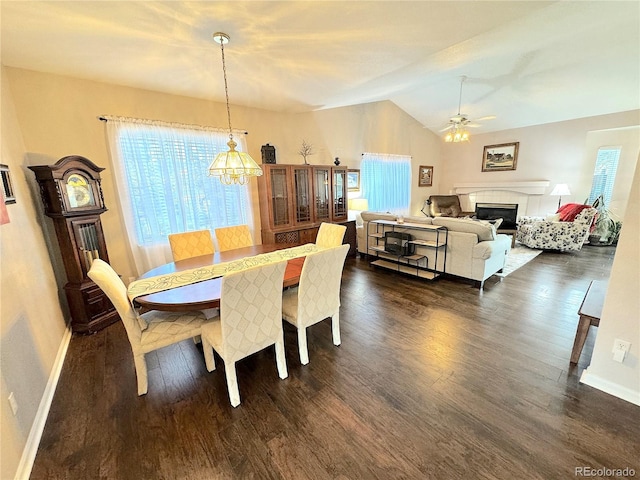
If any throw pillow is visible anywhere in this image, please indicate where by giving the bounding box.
[557,203,591,222]
[545,213,561,222]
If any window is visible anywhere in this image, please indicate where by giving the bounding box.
[104,116,254,273]
[360,153,411,214]
[587,147,621,207]
[111,120,251,246]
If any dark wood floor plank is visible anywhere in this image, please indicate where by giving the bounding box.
[30,245,640,479]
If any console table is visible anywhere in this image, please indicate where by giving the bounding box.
[570,279,608,365]
[366,220,448,280]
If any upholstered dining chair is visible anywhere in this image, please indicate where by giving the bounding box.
[315,222,347,248]
[201,260,288,407]
[168,229,215,262]
[215,225,254,252]
[88,259,212,396]
[282,244,349,365]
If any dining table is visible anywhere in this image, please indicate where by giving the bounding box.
[133,244,305,313]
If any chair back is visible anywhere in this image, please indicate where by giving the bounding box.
[427,195,463,217]
[315,222,347,248]
[219,261,287,363]
[168,230,215,261]
[215,225,254,252]
[297,244,349,327]
[88,259,142,344]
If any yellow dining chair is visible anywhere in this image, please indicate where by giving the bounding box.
[282,244,349,365]
[315,222,347,248]
[168,229,215,262]
[215,225,254,252]
[88,259,213,395]
[201,260,288,407]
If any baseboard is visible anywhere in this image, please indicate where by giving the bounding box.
[15,326,72,480]
[580,369,640,406]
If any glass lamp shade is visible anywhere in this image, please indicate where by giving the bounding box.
[444,127,469,143]
[208,138,263,185]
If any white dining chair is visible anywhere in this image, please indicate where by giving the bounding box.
[281,244,349,365]
[315,222,347,248]
[215,224,254,252]
[201,260,288,407]
[168,229,215,262]
[88,259,213,395]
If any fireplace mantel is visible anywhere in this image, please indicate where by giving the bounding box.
[452,181,549,195]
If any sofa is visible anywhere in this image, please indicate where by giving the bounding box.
[516,206,597,252]
[356,211,512,288]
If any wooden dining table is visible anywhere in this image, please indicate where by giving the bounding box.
[134,244,305,313]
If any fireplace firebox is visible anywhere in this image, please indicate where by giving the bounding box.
[475,203,518,230]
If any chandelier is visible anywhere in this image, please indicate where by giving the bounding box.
[208,32,263,185]
[443,76,472,143]
[444,124,470,143]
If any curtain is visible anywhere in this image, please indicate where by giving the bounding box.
[361,152,411,215]
[104,116,253,275]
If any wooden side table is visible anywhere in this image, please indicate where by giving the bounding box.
[570,279,608,365]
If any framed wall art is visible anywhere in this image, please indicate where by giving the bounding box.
[0,164,16,204]
[418,165,433,187]
[481,142,519,172]
[347,169,360,191]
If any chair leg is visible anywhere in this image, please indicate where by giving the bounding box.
[223,361,241,407]
[275,338,288,379]
[298,327,310,365]
[202,336,216,372]
[133,354,148,396]
[331,312,341,346]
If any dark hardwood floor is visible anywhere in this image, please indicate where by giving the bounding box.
[31,245,639,479]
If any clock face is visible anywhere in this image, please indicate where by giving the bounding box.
[65,173,96,209]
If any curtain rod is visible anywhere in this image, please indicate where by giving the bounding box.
[362,152,412,158]
[97,115,248,135]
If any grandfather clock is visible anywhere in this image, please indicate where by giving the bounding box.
[29,155,119,334]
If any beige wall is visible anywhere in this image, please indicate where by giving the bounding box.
[2,63,639,480]
[1,69,68,479]
[581,154,640,404]
[439,111,640,216]
[5,67,441,281]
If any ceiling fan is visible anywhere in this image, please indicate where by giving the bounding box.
[441,76,495,142]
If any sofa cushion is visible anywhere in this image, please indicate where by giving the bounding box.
[361,211,397,223]
[432,217,496,241]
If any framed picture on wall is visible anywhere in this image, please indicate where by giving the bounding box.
[347,169,360,191]
[482,142,519,172]
[418,165,433,187]
[0,164,16,204]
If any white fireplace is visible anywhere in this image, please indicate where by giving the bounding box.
[451,181,550,217]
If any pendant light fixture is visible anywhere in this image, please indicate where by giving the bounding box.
[208,32,262,185]
[443,76,471,143]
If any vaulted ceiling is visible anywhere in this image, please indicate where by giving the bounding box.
[2,1,638,135]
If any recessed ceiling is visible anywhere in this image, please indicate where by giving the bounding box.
[2,1,638,135]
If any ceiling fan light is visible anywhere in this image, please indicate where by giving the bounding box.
[444,132,453,142]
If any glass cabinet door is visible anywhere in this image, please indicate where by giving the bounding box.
[292,166,312,224]
[269,166,291,227]
[332,167,347,221]
[312,167,331,223]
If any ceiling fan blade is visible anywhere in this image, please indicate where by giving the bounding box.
[439,125,454,132]
[476,115,496,121]
[466,123,481,128]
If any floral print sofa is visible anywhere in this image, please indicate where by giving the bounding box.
[516,207,597,252]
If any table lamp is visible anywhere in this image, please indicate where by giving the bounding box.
[550,183,571,209]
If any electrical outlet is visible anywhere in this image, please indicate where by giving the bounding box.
[613,339,631,353]
[8,392,18,415]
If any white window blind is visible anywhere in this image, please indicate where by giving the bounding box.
[587,147,621,207]
[104,116,253,273]
[361,153,411,214]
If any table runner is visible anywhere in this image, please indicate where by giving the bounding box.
[127,243,320,302]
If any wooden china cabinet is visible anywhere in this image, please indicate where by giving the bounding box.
[29,155,119,334]
[257,164,348,245]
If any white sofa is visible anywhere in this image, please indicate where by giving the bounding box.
[357,212,512,288]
